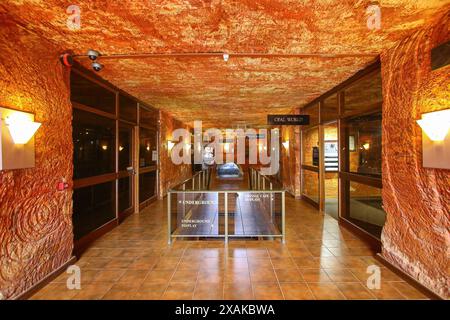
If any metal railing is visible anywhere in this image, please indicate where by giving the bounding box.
[167,167,285,244]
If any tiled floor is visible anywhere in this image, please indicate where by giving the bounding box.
[30,197,427,300]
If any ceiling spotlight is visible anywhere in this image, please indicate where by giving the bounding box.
[87,49,100,60]
[223,53,229,62]
[92,62,103,72]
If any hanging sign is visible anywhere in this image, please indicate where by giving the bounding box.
[267,115,310,125]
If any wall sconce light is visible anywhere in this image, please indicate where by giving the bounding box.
[416,109,450,169]
[362,142,370,150]
[5,112,41,144]
[119,145,124,152]
[101,144,108,151]
[0,107,40,170]
[416,109,450,141]
[282,140,289,150]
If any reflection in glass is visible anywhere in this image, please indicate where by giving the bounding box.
[140,107,158,126]
[139,128,157,168]
[228,192,282,236]
[72,181,115,240]
[71,72,116,114]
[323,122,339,219]
[171,192,220,236]
[119,94,137,123]
[302,169,319,204]
[118,177,132,213]
[344,181,386,238]
[344,71,382,115]
[322,94,339,122]
[301,103,319,127]
[302,127,319,167]
[73,109,115,179]
[139,171,156,203]
[346,113,382,176]
[119,125,132,171]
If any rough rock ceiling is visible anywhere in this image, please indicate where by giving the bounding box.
[1,0,449,127]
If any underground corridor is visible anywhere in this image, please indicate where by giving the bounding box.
[0,1,449,304]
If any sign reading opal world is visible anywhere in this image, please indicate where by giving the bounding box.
[267,114,310,125]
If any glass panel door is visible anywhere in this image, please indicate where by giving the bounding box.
[118,123,135,218]
[301,126,320,206]
[323,122,339,219]
[139,127,157,206]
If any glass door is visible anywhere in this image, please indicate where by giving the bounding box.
[322,122,339,219]
[138,127,157,209]
[118,123,136,220]
[301,125,320,207]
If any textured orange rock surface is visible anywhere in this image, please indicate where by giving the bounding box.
[159,110,192,197]
[380,10,450,299]
[0,17,73,299]
[281,111,301,197]
[1,1,447,127]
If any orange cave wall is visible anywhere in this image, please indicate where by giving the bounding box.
[281,116,301,197]
[380,11,450,299]
[158,110,192,198]
[0,16,73,299]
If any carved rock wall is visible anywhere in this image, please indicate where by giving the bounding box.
[380,10,450,299]
[0,16,73,299]
[158,110,192,198]
[281,110,301,197]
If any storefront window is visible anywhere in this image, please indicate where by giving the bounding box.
[346,113,382,177]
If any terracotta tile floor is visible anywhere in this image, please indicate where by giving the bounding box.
[30,196,428,300]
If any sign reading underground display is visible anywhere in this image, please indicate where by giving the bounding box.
[177,198,218,233]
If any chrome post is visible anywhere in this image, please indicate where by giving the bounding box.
[270,182,273,222]
[167,192,172,245]
[224,192,228,244]
[182,183,186,216]
[282,191,286,244]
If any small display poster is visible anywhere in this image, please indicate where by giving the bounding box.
[312,146,319,166]
[152,150,158,161]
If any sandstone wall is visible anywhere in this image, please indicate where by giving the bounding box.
[158,111,192,198]
[0,16,73,299]
[380,10,450,298]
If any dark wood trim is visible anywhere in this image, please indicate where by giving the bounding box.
[72,101,116,120]
[301,164,320,172]
[301,195,320,209]
[340,171,382,188]
[340,104,383,120]
[375,253,444,300]
[73,172,117,189]
[118,118,137,126]
[302,59,381,110]
[13,256,77,300]
[72,67,117,94]
[139,195,157,211]
[73,219,118,257]
[139,166,157,174]
[118,207,134,223]
[339,217,381,251]
[118,171,132,179]
[72,62,158,113]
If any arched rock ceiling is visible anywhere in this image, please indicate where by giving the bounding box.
[1,0,449,127]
